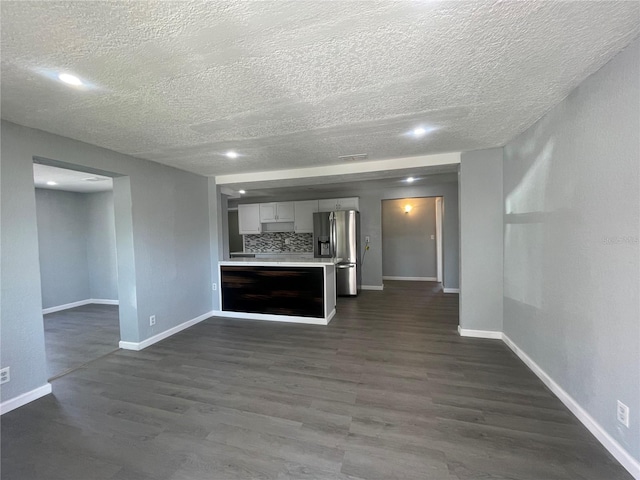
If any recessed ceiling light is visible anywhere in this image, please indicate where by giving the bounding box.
[406,177,415,183]
[46,181,58,186]
[238,190,246,194]
[226,151,239,159]
[413,127,427,137]
[58,73,83,86]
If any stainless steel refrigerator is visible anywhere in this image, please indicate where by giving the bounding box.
[313,210,360,296]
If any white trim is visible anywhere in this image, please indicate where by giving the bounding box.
[457,326,502,339]
[0,383,52,415]
[502,334,640,480]
[42,298,119,314]
[383,276,437,281]
[90,298,119,305]
[435,197,444,283]
[119,310,214,351]
[42,299,92,314]
[443,288,460,294]
[211,309,333,326]
[215,152,461,184]
[361,285,384,291]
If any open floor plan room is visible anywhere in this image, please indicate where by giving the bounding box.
[1,2,639,479]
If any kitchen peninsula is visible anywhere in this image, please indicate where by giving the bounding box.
[218,257,337,325]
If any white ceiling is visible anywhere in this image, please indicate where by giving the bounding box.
[2,2,639,177]
[33,164,113,193]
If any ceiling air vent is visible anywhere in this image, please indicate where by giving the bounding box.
[339,153,368,162]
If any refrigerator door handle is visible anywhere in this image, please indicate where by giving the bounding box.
[331,214,336,258]
[336,264,355,269]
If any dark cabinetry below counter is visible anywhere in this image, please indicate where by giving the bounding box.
[221,265,324,318]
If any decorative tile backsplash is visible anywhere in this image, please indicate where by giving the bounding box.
[244,232,313,253]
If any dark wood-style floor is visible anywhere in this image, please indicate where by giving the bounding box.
[1,282,631,479]
[44,304,120,379]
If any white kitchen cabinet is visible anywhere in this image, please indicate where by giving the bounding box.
[294,200,318,233]
[318,197,359,212]
[260,202,295,223]
[238,204,262,234]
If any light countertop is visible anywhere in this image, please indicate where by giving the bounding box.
[220,257,339,267]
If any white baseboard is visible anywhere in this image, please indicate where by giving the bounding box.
[119,310,214,351]
[361,285,384,291]
[443,288,460,294]
[211,309,330,325]
[501,334,640,480]
[90,298,119,305]
[42,299,92,314]
[43,298,119,314]
[0,383,52,415]
[383,276,437,281]
[457,325,502,339]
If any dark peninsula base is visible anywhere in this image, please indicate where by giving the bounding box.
[221,265,324,318]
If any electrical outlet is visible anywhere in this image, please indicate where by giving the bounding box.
[0,367,10,385]
[284,238,291,245]
[212,283,217,291]
[365,236,370,243]
[617,400,630,428]
[430,234,435,240]
[149,315,156,326]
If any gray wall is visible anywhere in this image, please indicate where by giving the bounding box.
[503,38,639,463]
[229,177,459,289]
[86,191,118,300]
[382,197,437,278]
[459,148,504,332]
[35,189,91,308]
[35,189,118,308]
[1,120,212,404]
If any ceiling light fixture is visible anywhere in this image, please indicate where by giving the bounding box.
[46,181,58,186]
[238,190,246,194]
[406,177,415,183]
[58,73,83,86]
[413,127,427,137]
[404,205,412,214]
[226,151,239,159]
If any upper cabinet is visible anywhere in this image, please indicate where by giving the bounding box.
[238,204,262,234]
[237,197,359,235]
[294,200,319,233]
[318,197,360,212]
[259,202,295,223]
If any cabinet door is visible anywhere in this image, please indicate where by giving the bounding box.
[318,198,338,212]
[276,202,295,222]
[337,197,359,211]
[294,200,318,233]
[259,203,277,222]
[238,204,262,234]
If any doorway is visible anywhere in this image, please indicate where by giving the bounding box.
[381,196,444,287]
[33,163,121,379]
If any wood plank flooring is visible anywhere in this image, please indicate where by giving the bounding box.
[1,281,632,479]
[43,304,120,379]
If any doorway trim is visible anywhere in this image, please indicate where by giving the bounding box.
[435,197,443,283]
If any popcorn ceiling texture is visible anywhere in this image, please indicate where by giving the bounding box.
[244,233,313,254]
[1,2,639,176]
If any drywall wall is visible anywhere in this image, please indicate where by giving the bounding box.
[35,189,118,308]
[86,191,118,300]
[1,120,212,406]
[382,197,437,279]
[503,37,639,466]
[35,189,91,308]
[459,148,504,332]
[228,178,459,290]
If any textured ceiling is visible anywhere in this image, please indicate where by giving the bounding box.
[2,1,639,177]
[33,164,113,192]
